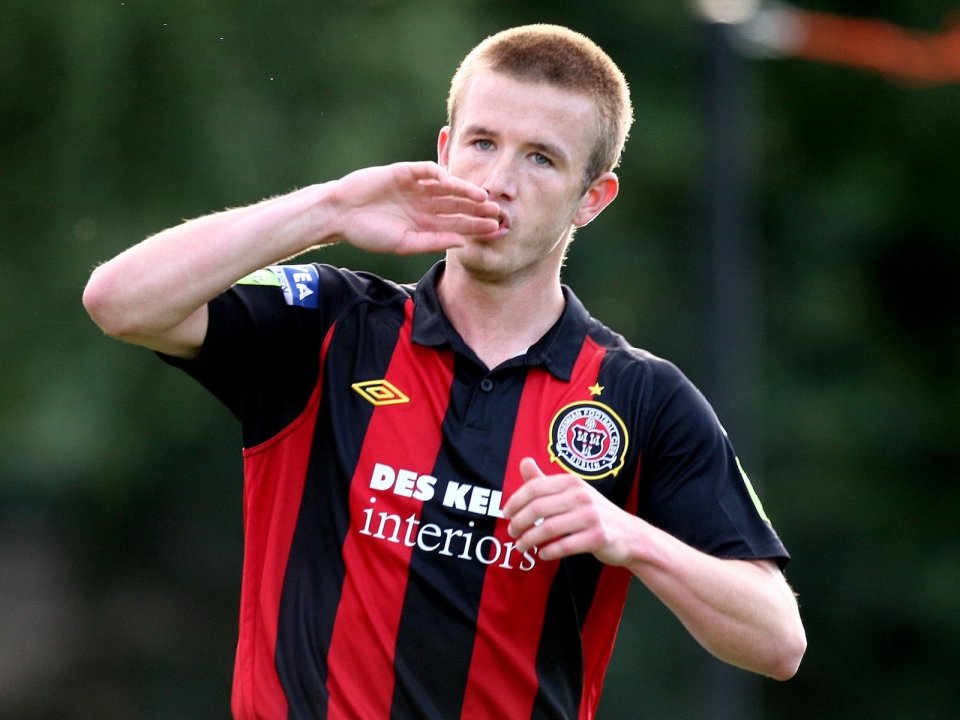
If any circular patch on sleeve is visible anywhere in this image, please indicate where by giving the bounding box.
[548,401,628,480]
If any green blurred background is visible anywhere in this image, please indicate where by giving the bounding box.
[2,1,958,717]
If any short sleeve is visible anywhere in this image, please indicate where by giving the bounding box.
[158,263,370,446]
[639,363,790,567]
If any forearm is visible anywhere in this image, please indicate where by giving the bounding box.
[83,183,335,344]
[83,162,499,354]
[627,521,806,679]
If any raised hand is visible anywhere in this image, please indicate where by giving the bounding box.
[83,160,501,358]
[326,161,501,255]
[504,457,639,565]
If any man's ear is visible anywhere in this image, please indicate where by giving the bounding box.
[573,172,619,228]
[437,126,452,169]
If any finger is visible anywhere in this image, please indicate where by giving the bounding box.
[430,195,501,219]
[393,229,468,255]
[532,530,585,562]
[506,459,577,543]
[512,507,598,559]
[508,493,573,544]
[391,211,498,254]
[503,458,547,519]
[519,456,545,483]
[445,214,500,236]
[415,168,489,203]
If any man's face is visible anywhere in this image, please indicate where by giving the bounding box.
[438,69,601,284]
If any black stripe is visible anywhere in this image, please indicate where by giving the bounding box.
[390,356,526,719]
[276,299,406,719]
[529,555,603,719]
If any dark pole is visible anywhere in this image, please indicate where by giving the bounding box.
[699,19,763,720]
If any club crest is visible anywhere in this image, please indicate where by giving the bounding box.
[548,401,628,480]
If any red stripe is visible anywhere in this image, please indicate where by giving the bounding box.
[231,336,333,719]
[325,299,454,718]
[578,465,640,720]
[460,338,607,719]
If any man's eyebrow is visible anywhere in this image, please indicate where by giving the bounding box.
[529,141,569,164]
[461,124,497,138]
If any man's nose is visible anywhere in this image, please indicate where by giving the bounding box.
[481,157,517,200]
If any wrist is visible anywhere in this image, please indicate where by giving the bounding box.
[292,181,344,249]
[621,517,674,576]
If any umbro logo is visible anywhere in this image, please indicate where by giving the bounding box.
[351,379,410,406]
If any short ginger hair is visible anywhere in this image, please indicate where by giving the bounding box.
[447,24,633,184]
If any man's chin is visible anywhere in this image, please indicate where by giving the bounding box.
[448,248,512,284]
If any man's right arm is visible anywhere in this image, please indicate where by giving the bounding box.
[82,161,500,358]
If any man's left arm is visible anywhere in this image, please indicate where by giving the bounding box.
[504,457,807,680]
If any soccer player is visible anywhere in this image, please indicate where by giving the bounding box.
[83,24,806,719]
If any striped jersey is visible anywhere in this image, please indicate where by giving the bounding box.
[163,261,789,720]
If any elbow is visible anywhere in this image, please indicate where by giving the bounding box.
[767,623,807,681]
[82,265,133,340]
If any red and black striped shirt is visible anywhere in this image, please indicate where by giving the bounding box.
[164,261,789,719]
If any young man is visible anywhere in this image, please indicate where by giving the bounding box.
[83,24,805,720]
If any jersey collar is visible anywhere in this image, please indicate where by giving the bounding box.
[411,261,590,381]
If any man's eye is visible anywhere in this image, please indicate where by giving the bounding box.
[532,153,552,166]
[474,139,493,150]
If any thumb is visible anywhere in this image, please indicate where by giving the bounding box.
[519,456,546,483]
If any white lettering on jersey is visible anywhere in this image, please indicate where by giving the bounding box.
[360,462,535,572]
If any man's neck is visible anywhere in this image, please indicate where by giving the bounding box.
[436,264,565,370]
